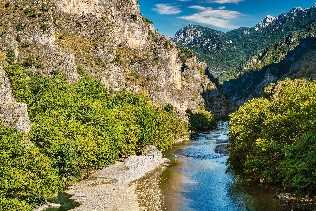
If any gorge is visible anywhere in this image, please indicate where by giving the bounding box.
[0,0,315,210]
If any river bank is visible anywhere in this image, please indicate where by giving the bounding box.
[36,145,169,211]
[67,145,169,211]
[37,122,315,211]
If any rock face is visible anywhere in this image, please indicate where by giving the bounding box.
[0,66,31,132]
[0,0,215,130]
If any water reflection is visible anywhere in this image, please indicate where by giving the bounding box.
[161,122,283,211]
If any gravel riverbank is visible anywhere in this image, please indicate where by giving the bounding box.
[66,145,169,211]
[36,145,169,211]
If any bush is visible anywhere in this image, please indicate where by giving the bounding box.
[188,110,216,132]
[229,79,316,194]
[280,132,316,193]
[0,125,61,210]
[2,65,189,208]
[228,98,270,174]
[0,198,32,211]
[5,65,188,180]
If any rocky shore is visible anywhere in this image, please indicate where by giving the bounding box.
[37,145,169,211]
[277,193,316,210]
[67,145,168,211]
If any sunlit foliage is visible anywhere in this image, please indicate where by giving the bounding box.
[1,65,189,209]
[229,79,316,194]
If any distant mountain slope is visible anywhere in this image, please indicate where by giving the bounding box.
[205,36,316,116]
[174,6,316,81]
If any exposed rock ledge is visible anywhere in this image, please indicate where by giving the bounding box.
[37,145,169,211]
[0,67,31,132]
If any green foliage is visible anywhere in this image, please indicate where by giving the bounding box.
[244,28,316,74]
[178,46,195,64]
[5,64,188,180]
[0,198,32,211]
[188,110,216,132]
[2,65,189,208]
[229,79,316,194]
[0,125,61,210]
[142,16,153,25]
[280,132,316,193]
[6,50,15,64]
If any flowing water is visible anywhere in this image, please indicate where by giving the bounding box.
[160,121,284,211]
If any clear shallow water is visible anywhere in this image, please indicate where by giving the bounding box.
[161,121,283,211]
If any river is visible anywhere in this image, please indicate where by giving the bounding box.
[160,121,284,211]
[51,121,294,211]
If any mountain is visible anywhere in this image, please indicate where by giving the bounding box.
[0,0,219,209]
[205,34,316,115]
[0,0,216,131]
[174,6,316,82]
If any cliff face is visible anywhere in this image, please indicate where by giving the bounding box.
[0,0,215,131]
[0,66,31,131]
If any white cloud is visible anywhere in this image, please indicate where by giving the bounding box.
[208,0,244,4]
[189,5,206,10]
[179,6,241,29]
[153,4,181,15]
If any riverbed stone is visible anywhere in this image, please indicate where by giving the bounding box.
[64,146,169,210]
[215,143,229,155]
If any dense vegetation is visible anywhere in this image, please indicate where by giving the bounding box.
[0,126,61,210]
[243,27,316,75]
[174,7,316,81]
[229,79,316,194]
[188,110,216,132]
[1,65,189,209]
[219,36,316,112]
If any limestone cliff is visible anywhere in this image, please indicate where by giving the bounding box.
[0,66,31,131]
[0,0,215,131]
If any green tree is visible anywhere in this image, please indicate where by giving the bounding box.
[229,79,316,194]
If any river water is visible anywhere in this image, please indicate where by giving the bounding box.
[160,121,284,211]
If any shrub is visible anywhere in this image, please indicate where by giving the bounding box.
[142,16,153,25]
[0,125,61,210]
[178,47,195,64]
[5,65,188,181]
[280,132,316,193]
[229,79,316,194]
[188,110,216,132]
[0,198,32,211]
[229,98,270,174]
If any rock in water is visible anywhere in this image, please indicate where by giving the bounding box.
[215,144,229,155]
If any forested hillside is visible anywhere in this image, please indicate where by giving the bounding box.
[174,6,316,81]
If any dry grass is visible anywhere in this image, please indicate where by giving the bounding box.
[0,50,6,62]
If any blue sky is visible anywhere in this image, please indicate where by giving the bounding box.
[139,0,316,36]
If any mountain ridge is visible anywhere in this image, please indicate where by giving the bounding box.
[174,5,316,81]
